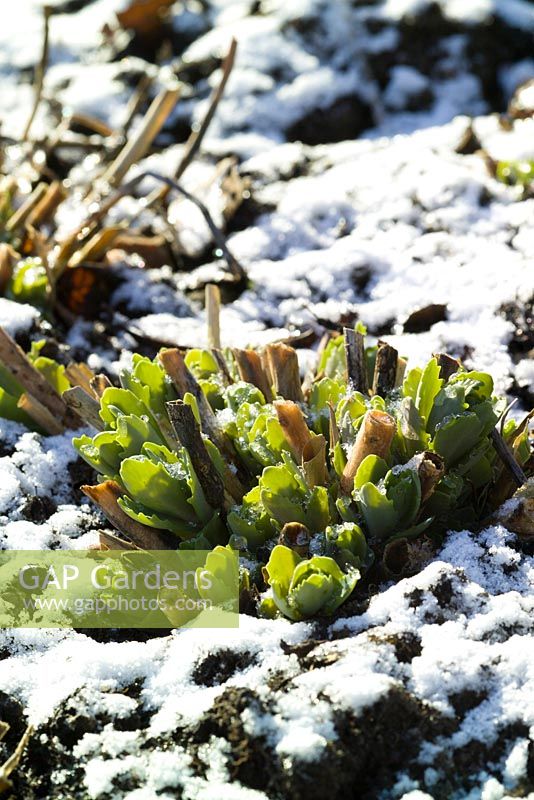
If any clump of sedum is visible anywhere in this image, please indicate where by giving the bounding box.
[16,325,534,621]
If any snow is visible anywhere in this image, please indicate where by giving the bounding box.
[0,298,38,337]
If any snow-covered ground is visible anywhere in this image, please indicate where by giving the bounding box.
[0,1,534,798]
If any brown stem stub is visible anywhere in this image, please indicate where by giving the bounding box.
[341,409,396,494]
[0,244,19,294]
[416,451,445,503]
[166,400,225,510]
[63,386,105,430]
[274,400,312,462]
[302,434,328,487]
[233,348,272,400]
[434,353,460,381]
[160,347,246,498]
[98,530,138,551]
[82,481,176,549]
[90,374,113,399]
[344,328,369,394]
[17,392,65,435]
[205,283,221,350]
[264,343,303,402]
[372,341,398,397]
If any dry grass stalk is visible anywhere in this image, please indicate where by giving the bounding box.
[5,183,47,232]
[121,74,153,136]
[69,112,116,138]
[328,402,339,449]
[416,452,445,503]
[341,409,396,494]
[147,38,237,207]
[68,226,125,267]
[107,232,170,268]
[98,86,181,191]
[26,181,67,227]
[22,4,51,142]
[160,347,246,499]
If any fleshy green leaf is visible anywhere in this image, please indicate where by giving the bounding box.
[416,358,443,426]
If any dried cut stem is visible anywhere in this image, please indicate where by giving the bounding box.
[211,348,233,385]
[90,374,113,398]
[416,451,445,503]
[341,409,396,494]
[159,347,203,399]
[160,348,228,442]
[0,326,80,429]
[22,5,51,142]
[395,357,407,388]
[17,392,64,435]
[264,343,303,402]
[26,181,67,227]
[232,348,272,400]
[205,283,221,349]
[274,400,312,461]
[328,402,339,449]
[302,434,328,487]
[344,328,369,394]
[82,481,177,549]
[372,342,398,397]
[5,183,47,232]
[98,86,181,190]
[122,74,153,136]
[167,400,225,509]
[63,386,105,430]
[98,530,137,551]
[434,352,461,381]
[64,362,96,396]
[0,244,19,293]
[160,348,245,499]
